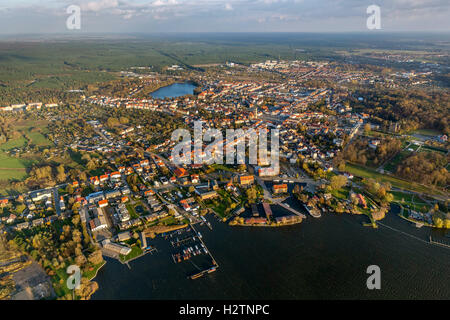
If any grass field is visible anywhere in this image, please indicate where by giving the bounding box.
[345,162,439,195]
[383,150,411,173]
[0,120,51,194]
[0,135,27,151]
[411,129,441,136]
[83,261,106,281]
[125,204,139,219]
[419,145,447,155]
[331,187,350,200]
[0,152,33,181]
[119,245,143,262]
[391,190,431,213]
[27,131,52,146]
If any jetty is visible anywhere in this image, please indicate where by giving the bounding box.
[278,202,306,219]
[429,236,450,249]
[188,266,218,280]
[200,216,212,230]
[186,221,219,279]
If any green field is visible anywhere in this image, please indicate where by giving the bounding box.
[331,187,350,200]
[125,204,139,219]
[345,162,439,196]
[411,129,441,136]
[158,216,178,226]
[391,191,431,213]
[27,131,52,147]
[0,135,27,151]
[0,152,32,181]
[119,245,143,262]
[83,261,106,281]
[0,121,52,195]
[419,145,448,155]
[383,150,411,173]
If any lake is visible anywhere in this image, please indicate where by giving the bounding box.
[150,82,197,99]
[92,206,450,300]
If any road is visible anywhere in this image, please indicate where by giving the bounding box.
[52,188,61,216]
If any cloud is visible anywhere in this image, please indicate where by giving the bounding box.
[80,0,119,12]
[0,0,448,32]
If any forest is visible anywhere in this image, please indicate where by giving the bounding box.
[348,87,449,135]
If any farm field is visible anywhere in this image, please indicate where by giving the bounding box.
[0,120,51,194]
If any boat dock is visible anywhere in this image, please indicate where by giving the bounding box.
[188,266,218,280]
[429,236,450,249]
[278,202,307,219]
[200,216,212,230]
[191,222,218,266]
[171,235,199,247]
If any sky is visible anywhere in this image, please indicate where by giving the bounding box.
[0,0,449,34]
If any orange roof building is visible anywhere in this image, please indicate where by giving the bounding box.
[174,167,188,178]
[272,184,288,194]
[98,199,108,208]
[239,175,254,186]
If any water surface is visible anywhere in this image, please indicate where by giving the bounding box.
[93,210,450,300]
[150,82,197,99]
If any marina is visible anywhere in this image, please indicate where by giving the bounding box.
[93,211,450,300]
[167,224,218,279]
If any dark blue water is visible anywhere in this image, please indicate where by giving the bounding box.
[92,206,450,300]
[150,82,197,99]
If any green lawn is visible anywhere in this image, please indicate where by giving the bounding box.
[391,191,431,213]
[411,129,441,136]
[0,121,50,187]
[83,261,106,281]
[345,162,437,195]
[331,187,350,200]
[212,189,238,218]
[119,245,143,262]
[27,131,52,147]
[0,153,34,184]
[51,267,73,298]
[125,204,139,219]
[210,164,237,172]
[383,150,411,172]
[0,135,27,151]
[158,215,178,226]
[419,145,447,155]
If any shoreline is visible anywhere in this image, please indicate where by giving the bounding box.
[88,260,107,282]
[149,81,198,97]
[229,220,303,227]
[92,211,450,299]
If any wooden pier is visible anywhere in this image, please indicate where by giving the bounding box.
[190,222,219,272]
[278,202,307,219]
[188,266,218,280]
[429,236,450,249]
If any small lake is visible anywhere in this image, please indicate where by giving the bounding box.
[150,82,197,99]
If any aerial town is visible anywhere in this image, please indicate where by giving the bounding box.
[0,53,448,300]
